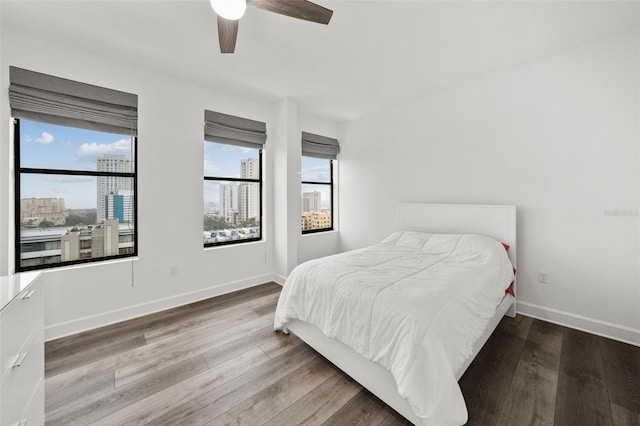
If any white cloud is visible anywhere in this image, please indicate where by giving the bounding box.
[31,132,55,144]
[221,145,253,153]
[45,175,94,183]
[76,139,132,162]
[302,165,331,181]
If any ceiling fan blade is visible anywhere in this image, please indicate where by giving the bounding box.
[247,0,333,25]
[217,16,239,53]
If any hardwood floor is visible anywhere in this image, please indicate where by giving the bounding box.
[45,283,640,426]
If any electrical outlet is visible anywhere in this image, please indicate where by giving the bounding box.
[538,271,549,284]
[170,266,178,276]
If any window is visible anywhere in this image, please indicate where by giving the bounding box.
[9,67,138,272]
[300,132,339,234]
[203,110,266,247]
[14,119,137,271]
[203,142,262,246]
[301,156,334,233]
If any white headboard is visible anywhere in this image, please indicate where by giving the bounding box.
[396,203,517,268]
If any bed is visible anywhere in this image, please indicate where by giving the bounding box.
[274,203,517,426]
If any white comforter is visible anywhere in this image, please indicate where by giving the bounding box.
[274,232,515,426]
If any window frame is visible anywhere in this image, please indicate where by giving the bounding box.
[301,157,334,234]
[203,142,263,248]
[13,118,138,272]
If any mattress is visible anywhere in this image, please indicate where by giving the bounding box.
[274,231,515,425]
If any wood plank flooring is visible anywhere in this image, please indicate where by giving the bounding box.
[45,282,640,425]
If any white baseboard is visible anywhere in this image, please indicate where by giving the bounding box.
[517,301,640,347]
[45,273,281,342]
[272,273,287,286]
[46,275,638,347]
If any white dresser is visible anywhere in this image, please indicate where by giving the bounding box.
[0,272,44,426]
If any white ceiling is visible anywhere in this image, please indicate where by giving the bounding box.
[2,0,639,123]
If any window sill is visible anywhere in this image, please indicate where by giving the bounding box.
[27,256,139,274]
[204,239,266,251]
[301,229,339,238]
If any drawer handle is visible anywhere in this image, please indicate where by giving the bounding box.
[18,419,28,426]
[12,352,28,368]
[21,290,36,300]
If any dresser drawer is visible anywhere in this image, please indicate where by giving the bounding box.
[0,278,43,377]
[0,322,44,426]
[15,377,45,426]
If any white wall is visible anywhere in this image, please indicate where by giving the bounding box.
[272,98,300,281]
[0,27,338,339]
[338,30,640,345]
[0,3,6,277]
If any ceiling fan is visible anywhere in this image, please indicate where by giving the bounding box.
[210,0,333,53]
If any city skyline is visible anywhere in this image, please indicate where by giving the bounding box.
[301,156,331,211]
[203,142,260,212]
[302,190,322,213]
[217,158,260,225]
[21,120,331,214]
[20,119,134,209]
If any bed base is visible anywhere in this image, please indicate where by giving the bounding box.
[284,294,515,426]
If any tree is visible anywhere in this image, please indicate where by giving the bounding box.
[65,210,97,226]
[239,217,257,227]
[204,215,228,231]
[38,220,55,227]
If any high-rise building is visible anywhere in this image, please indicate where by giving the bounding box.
[238,183,256,223]
[220,183,237,225]
[238,158,259,223]
[105,190,134,223]
[97,154,132,223]
[241,158,259,179]
[302,191,321,213]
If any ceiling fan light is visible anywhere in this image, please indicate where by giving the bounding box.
[210,0,246,20]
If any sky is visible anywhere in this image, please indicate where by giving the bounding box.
[204,141,258,178]
[19,119,133,209]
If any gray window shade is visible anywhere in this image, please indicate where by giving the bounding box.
[204,110,267,149]
[9,66,137,136]
[301,131,339,159]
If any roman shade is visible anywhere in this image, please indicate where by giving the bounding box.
[204,110,267,149]
[9,66,138,136]
[301,131,339,159]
